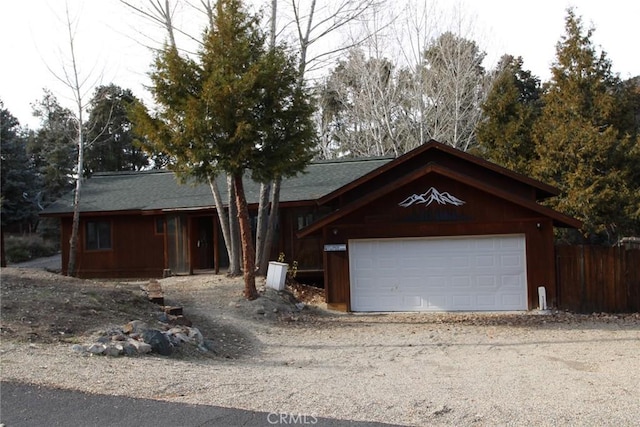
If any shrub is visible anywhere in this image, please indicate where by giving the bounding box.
[4,234,58,264]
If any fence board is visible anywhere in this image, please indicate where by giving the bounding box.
[627,249,640,312]
[555,245,640,313]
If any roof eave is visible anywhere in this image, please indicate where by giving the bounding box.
[317,140,560,206]
[298,163,581,238]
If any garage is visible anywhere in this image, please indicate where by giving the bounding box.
[349,235,527,312]
[298,141,582,311]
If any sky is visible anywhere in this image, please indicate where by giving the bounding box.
[1,0,639,130]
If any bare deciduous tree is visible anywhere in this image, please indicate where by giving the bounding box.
[400,2,490,151]
[316,1,494,157]
[47,4,106,276]
[422,31,489,151]
[319,49,410,157]
[255,0,391,274]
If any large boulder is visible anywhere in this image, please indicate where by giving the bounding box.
[142,329,173,356]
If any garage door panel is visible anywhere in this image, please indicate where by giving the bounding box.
[451,276,471,288]
[402,295,422,309]
[452,295,472,307]
[353,258,375,270]
[501,254,522,268]
[475,239,497,250]
[426,294,447,308]
[501,293,523,306]
[423,256,445,268]
[426,276,447,288]
[476,295,498,308]
[377,277,399,289]
[349,235,527,312]
[377,258,397,269]
[450,256,470,268]
[476,255,496,268]
[500,238,521,249]
[357,296,400,311]
[402,269,423,281]
[501,274,524,289]
[477,275,497,288]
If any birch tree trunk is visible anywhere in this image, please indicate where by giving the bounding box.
[67,118,83,277]
[207,174,235,272]
[255,0,277,274]
[64,5,87,277]
[254,181,270,273]
[257,176,281,276]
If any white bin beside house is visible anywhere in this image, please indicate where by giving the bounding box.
[266,261,289,291]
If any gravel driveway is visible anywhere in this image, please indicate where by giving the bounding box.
[1,273,639,426]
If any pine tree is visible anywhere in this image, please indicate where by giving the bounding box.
[1,102,40,231]
[475,55,542,175]
[532,8,638,242]
[133,0,315,299]
[27,90,77,206]
[84,84,152,174]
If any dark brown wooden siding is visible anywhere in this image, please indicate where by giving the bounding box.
[340,175,536,226]
[556,246,640,313]
[60,215,165,278]
[333,149,541,208]
[324,250,349,311]
[281,208,325,271]
[320,174,561,310]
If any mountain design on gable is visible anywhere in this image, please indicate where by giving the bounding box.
[399,187,465,208]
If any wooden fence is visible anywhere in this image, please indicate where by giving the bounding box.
[555,245,640,313]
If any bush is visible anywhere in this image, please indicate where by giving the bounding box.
[4,234,58,264]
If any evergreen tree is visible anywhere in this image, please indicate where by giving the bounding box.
[532,8,639,242]
[84,84,153,174]
[616,77,640,229]
[133,0,315,299]
[475,55,542,175]
[1,101,40,231]
[27,90,77,206]
[614,76,640,139]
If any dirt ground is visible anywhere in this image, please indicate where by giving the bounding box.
[0,267,325,358]
[4,266,635,358]
[2,267,640,426]
[0,268,162,344]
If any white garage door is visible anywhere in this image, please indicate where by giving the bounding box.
[349,235,527,312]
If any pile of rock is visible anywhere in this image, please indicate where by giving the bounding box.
[71,319,211,357]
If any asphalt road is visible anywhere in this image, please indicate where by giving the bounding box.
[0,382,400,427]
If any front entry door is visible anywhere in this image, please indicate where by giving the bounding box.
[196,217,214,270]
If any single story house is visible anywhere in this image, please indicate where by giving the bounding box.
[42,140,581,312]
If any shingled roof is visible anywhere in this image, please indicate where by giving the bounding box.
[41,157,392,215]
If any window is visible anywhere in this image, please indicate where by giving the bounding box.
[86,220,112,250]
[155,217,165,234]
[297,213,315,230]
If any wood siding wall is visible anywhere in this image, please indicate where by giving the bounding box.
[556,245,640,313]
[60,215,165,278]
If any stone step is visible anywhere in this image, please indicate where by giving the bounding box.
[163,306,183,316]
[141,279,164,305]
